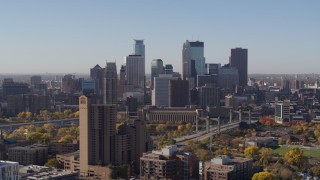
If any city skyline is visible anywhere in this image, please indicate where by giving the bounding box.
[1,1,319,74]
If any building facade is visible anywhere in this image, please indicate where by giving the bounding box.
[229,48,248,87]
[0,161,20,180]
[182,41,206,80]
[104,62,118,104]
[152,74,178,107]
[205,156,253,180]
[151,59,164,88]
[169,79,189,107]
[8,144,48,166]
[140,145,198,180]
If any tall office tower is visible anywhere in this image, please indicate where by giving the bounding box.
[30,76,41,85]
[104,62,118,104]
[164,64,173,74]
[125,55,145,88]
[229,48,248,86]
[152,74,178,106]
[182,40,206,80]
[169,79,189,107]
[281,79,291,95]
[198,84,220,109]
[218,66,239,89]
[151,59,164,88]
[90,64,105,100]
[134,39,145,57]
[79,96,116,174]
[206,63,221,75]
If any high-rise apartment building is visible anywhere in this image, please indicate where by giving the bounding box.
[79,96,116,174]
[229,48,248,87]
[104,62,118,104]
[182,40,206,80]
[151,59,164,88]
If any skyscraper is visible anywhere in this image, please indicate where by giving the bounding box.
[169,79,189,107]
[152,74,178,107]
[125,40,145,89]
[104,62,118,104]
[182,40,206,80]
[134,39,145,57]
[79,96,116,174]
[151,59,164,88]
[229,48,248,86]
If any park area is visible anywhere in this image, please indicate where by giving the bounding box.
[273,146,320,158]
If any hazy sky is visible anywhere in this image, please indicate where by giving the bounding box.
[0,0,319,74]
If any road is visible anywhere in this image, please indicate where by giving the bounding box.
[175,122,239,145]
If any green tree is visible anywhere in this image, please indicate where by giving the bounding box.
[244,146,259,159]
[252,172,277,180]
[156,124,167,133]
[259,147,273,166]
[58,134,74,143]
[284,147,304,168]
[44,158,61,168]
[26,132,43,143]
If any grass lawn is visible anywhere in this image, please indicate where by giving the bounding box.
[273,146,320,158]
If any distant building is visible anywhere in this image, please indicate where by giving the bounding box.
[125,40,145,89]
[218,66,239,89]
[7,94,52,116]
[182,40,206,80]
[139,105,200,123]
[275,100,290,123]
[169,79,189,107]
[90,64,105,100]
[205,156,253,180]
[81,80,95,96]
[229,48,248,87]
[140,145,198,180]
[206,63,221,75]
[30,75,42,85]
[8,144,48,166]
[165,64,173,74]
[49,141,79,156]
[104,62,118,104]
[197,74,217,88]
[152,74,178,107]
[61,74,79,93]
[2,78,29,100]
[0,160,20,179]
[151,59,164,88]
[198,84,219,109]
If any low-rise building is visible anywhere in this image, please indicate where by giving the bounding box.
[0,160,20,180]
[140,145,198,180]
[19,165,79,180]
[205,156,253,180]
[8,144,48,166]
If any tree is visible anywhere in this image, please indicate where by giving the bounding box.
[252,172,276,180]
[44,158,61,168]
[177,125,184,132]
[26,132,43,143]
[284,147,304,168]
[58,134,74,143]
[156,124,166,133]
[244,146,259,159]
[259,147,273,166]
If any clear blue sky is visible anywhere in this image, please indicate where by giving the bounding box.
[0,0,319,74]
